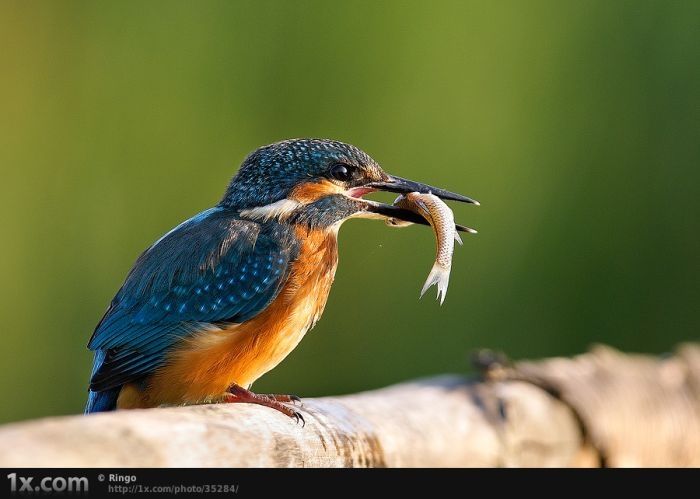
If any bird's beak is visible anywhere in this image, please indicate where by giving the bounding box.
[361,174,479,234]
[366,175,480,205]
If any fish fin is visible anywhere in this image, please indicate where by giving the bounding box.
[420,264,450,305]
[414,199,431,216]
[454,231,463,246]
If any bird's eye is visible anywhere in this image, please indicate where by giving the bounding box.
[329,163,354,182]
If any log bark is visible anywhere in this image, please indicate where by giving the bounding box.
[0,344,697,467]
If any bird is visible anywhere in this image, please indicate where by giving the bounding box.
[85,138,477,423]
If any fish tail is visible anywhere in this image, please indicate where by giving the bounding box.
[420,263,451,305]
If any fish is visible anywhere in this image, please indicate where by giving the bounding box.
[386,192,467,304]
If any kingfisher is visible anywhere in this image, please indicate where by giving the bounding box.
[86,139,477,423]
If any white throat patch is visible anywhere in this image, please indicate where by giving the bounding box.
[240,199,302,222]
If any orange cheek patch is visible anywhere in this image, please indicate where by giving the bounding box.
[289,180,344,203]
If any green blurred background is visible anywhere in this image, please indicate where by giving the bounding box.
[1,1,698,424]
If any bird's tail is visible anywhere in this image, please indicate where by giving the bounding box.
[420,263,451,305]
[85,388,119,413]
[84,349,119,413]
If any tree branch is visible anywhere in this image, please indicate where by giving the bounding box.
[0,344,697,467]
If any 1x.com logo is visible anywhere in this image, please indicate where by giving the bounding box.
[7,473,89,494]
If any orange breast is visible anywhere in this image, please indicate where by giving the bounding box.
[117,226,339,409]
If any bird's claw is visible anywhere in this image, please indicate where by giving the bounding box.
[223,385,306,426]
[292,410,305,427]
[266,393,302,406]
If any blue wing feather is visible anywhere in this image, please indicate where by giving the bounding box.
[87,207,299,393]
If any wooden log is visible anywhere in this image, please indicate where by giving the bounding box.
[512,343,700,467]
[0,344,697,467]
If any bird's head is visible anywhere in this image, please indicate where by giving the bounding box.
[220,138,477,230]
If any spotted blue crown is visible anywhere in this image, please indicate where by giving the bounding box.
[220,139,377,209]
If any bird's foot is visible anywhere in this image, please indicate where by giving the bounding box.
[259,393,302,405]
[222,384,305,426]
